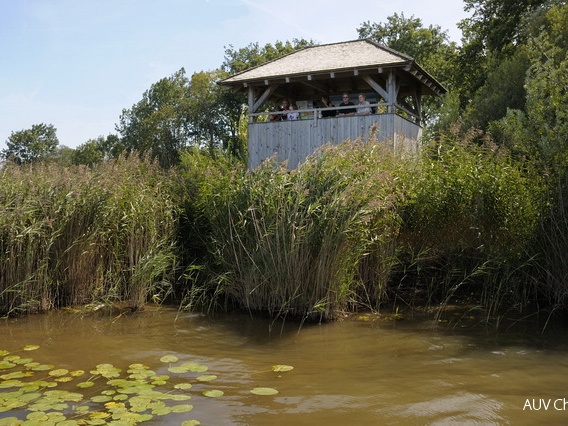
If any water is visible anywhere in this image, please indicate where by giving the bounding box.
[1,306,568,425]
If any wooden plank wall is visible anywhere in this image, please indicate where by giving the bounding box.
[248,114,422,169]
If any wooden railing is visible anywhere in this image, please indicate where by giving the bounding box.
[247,111,422,169]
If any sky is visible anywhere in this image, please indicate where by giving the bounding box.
[0,0,469,151]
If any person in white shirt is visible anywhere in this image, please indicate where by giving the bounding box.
[287,104,299,121]
[357,94,372,115]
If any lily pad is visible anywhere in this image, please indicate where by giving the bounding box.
[174,383,192,390]
[272,365,294,372]
[0,361,16,370]
[23,345,40,351]
[250,387,279,395]
[171,404,193,413]
[160,355,179,364]
[196,374,217,382]
[77,381,95,389]
[202,389,224,398]
[49,369,70,377]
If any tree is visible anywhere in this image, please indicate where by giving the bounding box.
[1,123,59,165]
[453,0,548,112]
[72,137,106,166]
[116,69,192,167]
[357,13,459,126]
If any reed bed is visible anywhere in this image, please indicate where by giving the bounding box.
[0,156,178,316]
[178,136,547,321]
[180,141,407,320]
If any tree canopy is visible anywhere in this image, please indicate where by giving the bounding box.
[1,123,59,165]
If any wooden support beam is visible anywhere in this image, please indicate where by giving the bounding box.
[387,71,397,114]
[362,75,389,101]
[248,87,255,123]
[252,85,278,113]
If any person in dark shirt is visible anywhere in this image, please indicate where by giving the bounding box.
[320,95,336,117]
[278,99,290,120]
[337,93,356,116]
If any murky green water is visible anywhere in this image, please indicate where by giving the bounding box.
[2,306,568,425]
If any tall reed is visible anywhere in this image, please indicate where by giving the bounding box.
[0,156,178,316]
[179,141,405,320]
[395,134,546,313]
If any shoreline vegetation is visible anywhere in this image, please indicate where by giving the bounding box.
[1,134,566,326]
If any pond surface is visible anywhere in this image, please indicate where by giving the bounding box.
[1,306,568,425]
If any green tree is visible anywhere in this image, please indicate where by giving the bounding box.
[1,123,59,165]
[357,13,459,126]
[524,2,568,170]
[116,69,192,168]
[72,138,106,166]
[453,0,547,113]
[462,49,530,130]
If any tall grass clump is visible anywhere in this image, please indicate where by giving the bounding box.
[0,156,178,316]
[396,132,547,314]
[532,174,568,312]
[179,141,406,321]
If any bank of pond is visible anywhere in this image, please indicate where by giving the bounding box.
[1,140,566,325]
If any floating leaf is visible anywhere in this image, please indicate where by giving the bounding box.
[55,377,74,383]
[196,375,217,382]
[171,404,193,413]
[70,370,85,377]
[0,350,9,356]
[1,371,33,380]
[90,411,111,418]
[0,380,22,389]
[0,361,16,370]
[167,366,187,374]
[49,369,70,377]
[182,421,201,426]
[202,389,223,398]
[26,411,48,421]
[168,394,192,401]
[160,355,179,364]
[77,381,95,389]
[174,383,192,390]
[128,363,149,370]
[90,363,121,379]
[31,364,54,371]
[4,355,20,362]
[23,345,40,351]
[91,395,113,403]
[13,357,34,365]
[272,365,294,372]
[250,387,279,395]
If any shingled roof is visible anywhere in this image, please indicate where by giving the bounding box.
[219,39,446,98]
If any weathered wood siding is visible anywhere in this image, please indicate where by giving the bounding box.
[248,114,422,169]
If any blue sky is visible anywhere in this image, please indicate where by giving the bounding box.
[1,0,468,151]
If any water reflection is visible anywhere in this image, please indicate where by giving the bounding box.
[1,306,568,425]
